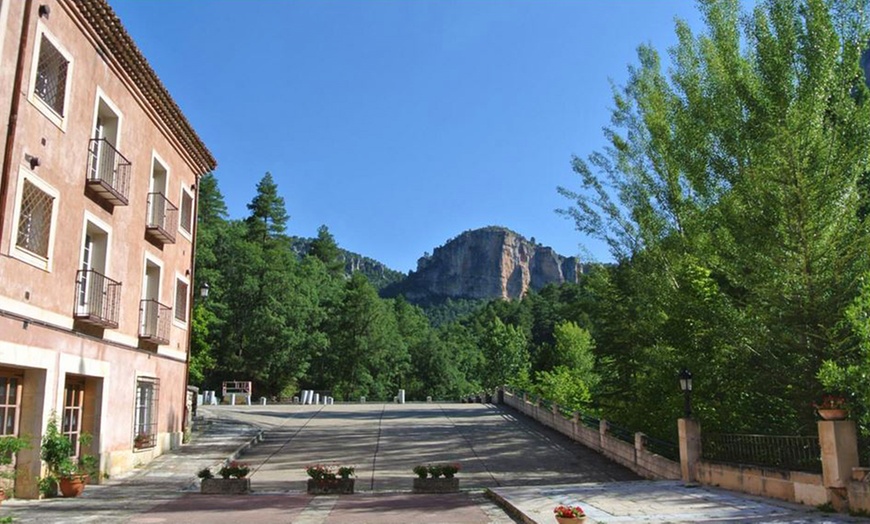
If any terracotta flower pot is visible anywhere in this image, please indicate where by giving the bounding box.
[555,516,586,524]
[59,474,88,497]
[817,408,848,421]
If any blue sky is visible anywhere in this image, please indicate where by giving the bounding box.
[111,1,706,273]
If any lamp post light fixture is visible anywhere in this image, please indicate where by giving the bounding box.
[200,282,210,300]
[679,368,693,419]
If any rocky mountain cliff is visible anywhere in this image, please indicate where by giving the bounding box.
[383,227,582,303]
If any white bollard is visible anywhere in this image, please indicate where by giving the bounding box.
[230,394,236,406]
[260,397,267,405]
[314,393,320,404]
[427,396,432,402]
[360,396,366,403]
[293,396,299,404]
[398,389,406,404]
[246,395,252,406]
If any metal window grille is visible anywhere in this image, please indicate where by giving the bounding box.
[174,280,188,322]
[134,378,159,448]
[16,180,53,258]
[180,191,193,234]
[34,35,68,116]
[0,377,21,436]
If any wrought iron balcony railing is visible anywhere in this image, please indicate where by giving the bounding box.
[85,138,131,206]
[74,269,121,329]
[145,192,178,245]
[138,299,171,345]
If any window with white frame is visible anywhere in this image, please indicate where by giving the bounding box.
[0,374,22,437]
[174,277,188,323]
[12,171,58,269]
[16,179,54,257]
[179,188,193,236]
[32,29,72,121]
[134,377,158,449]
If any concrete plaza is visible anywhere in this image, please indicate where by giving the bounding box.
[4,402,866,523]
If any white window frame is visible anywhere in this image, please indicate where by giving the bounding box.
[27,23,74,130]
[172,273,189,328]
[141,253,164,303]
[133,375,159,450]
[9,167,59,271]
[177,186,194,241]
[78,212,113,276]
[91,88,124,145]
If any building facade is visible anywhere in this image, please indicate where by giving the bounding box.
[0,0,216,498]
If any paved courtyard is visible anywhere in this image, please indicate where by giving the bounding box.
[4,402,867,523]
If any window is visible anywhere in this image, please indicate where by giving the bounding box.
[62,380,84,457]
[134,377,159,449]
[174,278,188,323]
[179,188,193,236]
[10,170,58,270]
[0,375,21,436]
[16,179,53,258]
[29,26,73,127]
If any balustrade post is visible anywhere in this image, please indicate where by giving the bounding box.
[678,418,701,483]
[635,432,645,465]
[819,420,859,511]
[599,419,609,450]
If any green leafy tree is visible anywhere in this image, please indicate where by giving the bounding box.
[479,315,530,391]
[559,0,870,436]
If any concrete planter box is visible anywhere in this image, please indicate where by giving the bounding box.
[307,478,354,495]
[413,477,460,493]
[201,478,251,494]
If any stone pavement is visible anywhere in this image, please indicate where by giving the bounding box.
[490,481,869,523]
[3,402,869,523]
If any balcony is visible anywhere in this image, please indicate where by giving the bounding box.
[138,299,171,345]
[145,192,177,245]
[85,138,131,206]
[74,269,121,329]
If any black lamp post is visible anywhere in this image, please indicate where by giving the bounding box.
[679,368,693,419]
[200,282,210,300]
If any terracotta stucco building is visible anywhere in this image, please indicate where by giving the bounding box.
[0,0,215,498]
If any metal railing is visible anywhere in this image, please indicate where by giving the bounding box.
[643,434,680,462]
[702,433,822,473]
[138,299,171,344]
[74,269,121,328]
[146,192,178,244]
[86,138,131,205]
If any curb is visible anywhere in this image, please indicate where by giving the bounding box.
[485,488,537,524]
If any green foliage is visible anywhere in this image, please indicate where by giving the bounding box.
[557,0,870,438]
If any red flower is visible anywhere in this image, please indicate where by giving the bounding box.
[553,504,585,518]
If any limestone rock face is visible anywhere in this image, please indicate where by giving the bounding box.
[398,227,581,301]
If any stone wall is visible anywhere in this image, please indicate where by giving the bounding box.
[501,389,680,481]
[695,462,826,506]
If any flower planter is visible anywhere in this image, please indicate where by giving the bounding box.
[555,517,586,524]
[307,478,354,495]
[413,477,460,493]
[818,408,848,421]
[201,477,251,494]
[59,474,88,498]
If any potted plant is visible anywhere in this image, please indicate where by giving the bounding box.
[553,504,586,523]
[40,413,97,498]
[814,395,848,420]
[412,463,460,493]
[133,432,151,450]
[306,464,354,494]
[199,461,251,494]
[0,435,30,504]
